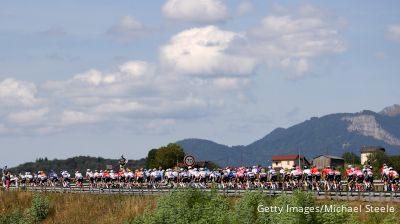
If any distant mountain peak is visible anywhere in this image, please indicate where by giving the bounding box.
[342,114,400,146]
[177,106,400,167]
[380,104,400,117]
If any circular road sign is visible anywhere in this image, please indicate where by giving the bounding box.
[184,155,196,166]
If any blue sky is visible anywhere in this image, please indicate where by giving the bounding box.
[1,0,400,166]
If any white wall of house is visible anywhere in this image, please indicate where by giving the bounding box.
[361,152,370,165]
[272,160,295,169]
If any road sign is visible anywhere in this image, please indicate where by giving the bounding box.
[184,155,195,166]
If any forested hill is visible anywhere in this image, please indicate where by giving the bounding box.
[177,105,400,167]
[8,156,146,174]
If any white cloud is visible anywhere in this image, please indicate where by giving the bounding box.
[7,108,49,125]
[108,16,146,41]
[162,0,228,23]
[160,25,256,76]
[237,1,254,16]
[73,69,116,86]
[61,110,101,126]
[119,61,154,78]
[212,77,250,90]
[0,78,41,106]
[0,5,346,136]
[241,5,346,76]
[94,100,145,114]
[386,24,400,42]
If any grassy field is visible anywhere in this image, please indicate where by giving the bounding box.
[0,191,156,224]
[1,191,400,224]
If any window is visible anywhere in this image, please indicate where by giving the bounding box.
[287,161,290,165]
[275,162,278,166]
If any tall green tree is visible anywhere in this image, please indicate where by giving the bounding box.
[146,149,158,169]
[342,152,360,165]
[367,151,390,178]
[146,143,185,169]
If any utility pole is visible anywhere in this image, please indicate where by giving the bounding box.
[298,149,301,168]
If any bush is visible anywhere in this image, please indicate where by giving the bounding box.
[130,189,231,224]
[231,190,272,224]
[269,191,317,224]
[29,193,50,223]
[0,210,24,224]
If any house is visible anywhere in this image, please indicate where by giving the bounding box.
[271,154,310,169]
[313,155,344,169]
[360,146,385,165]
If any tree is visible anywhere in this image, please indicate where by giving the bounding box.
[146,149,158,169]
[342,152,360,165]
[146,143,185,169]
[367,151,390,179]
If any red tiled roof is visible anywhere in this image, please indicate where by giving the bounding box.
[272,154,304,161]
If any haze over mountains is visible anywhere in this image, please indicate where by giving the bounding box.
[177,105,400,167]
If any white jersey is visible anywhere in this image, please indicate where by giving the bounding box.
[75,172,83,179]
[303,169,311,176]
[62,171,70,178]
[86,171,94,178]
[268,169,277,176]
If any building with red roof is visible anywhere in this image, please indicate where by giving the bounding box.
[271,154,310,169]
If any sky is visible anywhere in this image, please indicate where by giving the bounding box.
[1,0,400,167]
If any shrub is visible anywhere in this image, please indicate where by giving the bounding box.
[29,193,50,223]
[0,210,24,224]
[269,191,317,224]
[231,190,272,224]
[130,189,231,224]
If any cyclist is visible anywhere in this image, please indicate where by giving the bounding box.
[362,165,374,191]
[290,165,302,189]
[322,166,334,191]
[75,170,83,187]
[267,166,278,190]
[354,167,364,191]
[49,170,58,187]
[61,170,71,187]
[332,167,341,191]
[389,167,399,192]
[310,166,321,191]
[303,166,312,190]
[86,169,95,188]
[381,164,390,191]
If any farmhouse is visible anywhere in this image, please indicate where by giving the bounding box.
[360,146,385,165]
[271,154,310,169]
[313,155,344,169]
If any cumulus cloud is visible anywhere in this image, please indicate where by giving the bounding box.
[160,25,256,76]
[230,5,346,77]
[0,4,345,135]
[386,24,400,42]
[108,16,146,41]
[7,108,49,125]
[61,110,101,126]
[162,0,228,23]
[0,78,42,106]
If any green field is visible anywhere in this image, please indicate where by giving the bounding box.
[0,190,399,224]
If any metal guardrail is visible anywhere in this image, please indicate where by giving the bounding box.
[7,186,400,202]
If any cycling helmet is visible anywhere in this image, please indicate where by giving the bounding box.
[303,166,308,169]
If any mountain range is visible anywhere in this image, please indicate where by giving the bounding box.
[176,104,400,167]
